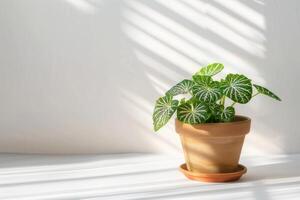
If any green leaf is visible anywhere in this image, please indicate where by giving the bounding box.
[208,102,222,114]
[253,84,281,101]
[220,74,253,104]
[166,80,194,96]
[180,98,186,104]
[186,96,198,104]
[192,75,212,85]
[153,95,179,131]
[206,103,222,123]
[177,101,210,124]
[191,75,222,103]
[217,106,235,122]
[196,63,224,76]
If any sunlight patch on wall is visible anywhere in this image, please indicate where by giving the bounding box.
[122,23,199,74]
[155,0,265,58]
[124,0,266,81]
[126,1,264,80]
[213,0,266,30]
[124,10,211,64]
[181,0,265,43]
[64,0,98,14]
[145,73,170,95]
[134,51,183,83]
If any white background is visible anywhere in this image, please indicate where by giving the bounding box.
[0,0,298,155]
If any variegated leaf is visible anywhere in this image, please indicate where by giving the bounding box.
[206,103,222,123]
[221,74,253,104]
[196,63,224,76]
[208,102,222,114]
[153,95,179,131]
[217,106,235,122]
[253,84,281,101]
[177,101,210,124]
[166,79,194,96]
[191,75,222,103]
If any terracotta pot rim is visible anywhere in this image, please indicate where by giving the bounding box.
[175,115,251,137]
[176,115,250,127]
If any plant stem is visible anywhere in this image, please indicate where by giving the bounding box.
[230,92,260,107]
[252,92,259,98]
[220,96,226,106]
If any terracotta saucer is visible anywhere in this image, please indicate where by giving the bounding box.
[179,163,247,182]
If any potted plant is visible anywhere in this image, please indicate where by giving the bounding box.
[153,63,281,182]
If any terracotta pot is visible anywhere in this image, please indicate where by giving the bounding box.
[175,115,251,174]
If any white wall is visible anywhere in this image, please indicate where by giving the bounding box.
[0,0,299,155]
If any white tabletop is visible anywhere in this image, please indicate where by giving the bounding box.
[0,153,299,200]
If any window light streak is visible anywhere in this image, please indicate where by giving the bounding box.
[121,89,153,115]
[213,0,266,30]
[155,0,265,57]
[253,0,265,6]
[134,50,183,81]
[181,0,265,43]
[0,159,177,185]
[145,73,171,95]
[126,1,263,76]
[64,0,97,14]
[2,154,300,199]
[122,23,199,74]
[124,10,211,64]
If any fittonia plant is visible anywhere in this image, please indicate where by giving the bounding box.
[153,63,281,131]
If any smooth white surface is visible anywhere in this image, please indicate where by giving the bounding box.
[0,0,299,154]
[0,153,300,200]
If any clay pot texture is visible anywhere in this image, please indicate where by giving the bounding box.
[175,115,251,174]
